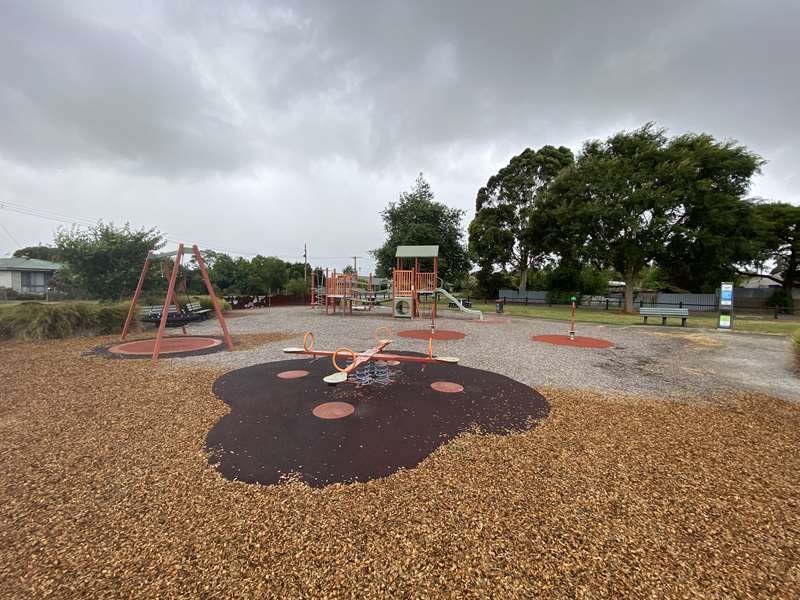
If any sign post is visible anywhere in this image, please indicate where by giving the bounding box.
[569,295,577,340]
[718,282,734,330]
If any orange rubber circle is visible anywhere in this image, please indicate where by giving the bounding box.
[332,347,357,372]
[303,331,315,352]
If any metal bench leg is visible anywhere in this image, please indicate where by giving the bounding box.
[661,316,667,326]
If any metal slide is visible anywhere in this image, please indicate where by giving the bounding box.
[437,287,484,320]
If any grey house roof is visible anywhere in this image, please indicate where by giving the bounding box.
[0,257,63,271]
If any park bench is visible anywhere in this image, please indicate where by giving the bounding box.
[448,299,472,309]
[639,307,689,327]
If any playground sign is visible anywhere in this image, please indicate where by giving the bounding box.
[718,282,734,329]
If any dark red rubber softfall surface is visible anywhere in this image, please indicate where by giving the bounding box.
[532,334,614,349]
[107,336,223,356]
[397,329,466,340]
[207,355,548,488]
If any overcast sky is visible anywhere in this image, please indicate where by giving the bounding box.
[1,0,798,271]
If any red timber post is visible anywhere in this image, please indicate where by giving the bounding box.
[152,244,183,364]
[121,251,152,340]
[193,244,234,352]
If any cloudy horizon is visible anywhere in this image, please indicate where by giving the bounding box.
[1,0,798,272]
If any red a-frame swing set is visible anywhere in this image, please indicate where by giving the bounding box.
[120,243,234,364]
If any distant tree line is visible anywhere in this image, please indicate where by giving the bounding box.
[16,123,797,312]
[21,224,312,300]
[369,124,796,313]
[467,123,798,312]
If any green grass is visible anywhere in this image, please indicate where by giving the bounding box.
[469,303,800,336]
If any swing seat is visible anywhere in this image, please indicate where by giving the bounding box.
[139,305,204,326]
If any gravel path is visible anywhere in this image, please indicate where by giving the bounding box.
[181,306,800,402]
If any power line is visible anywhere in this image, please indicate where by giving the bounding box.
[0,200,374,264]
[0,221,21,247]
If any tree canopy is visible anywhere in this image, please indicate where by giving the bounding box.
[542,124,762,311]
[12,245,61,262]
[742,201,800,295]
[372,174,470,284]
[468,145,574,292]
[54,223,164,300]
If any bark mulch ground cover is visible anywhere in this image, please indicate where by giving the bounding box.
[1,336,799,598]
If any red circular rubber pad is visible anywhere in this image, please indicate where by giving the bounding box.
[532,334,614,348]
[312,402,355,419]
[397,329,466,340]
[277,370,309,379]
[431,381,464,393]
[108,336,223,356]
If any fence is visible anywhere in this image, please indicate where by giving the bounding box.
[494,288,794,314]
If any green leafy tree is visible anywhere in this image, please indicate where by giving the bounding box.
[544,124,762,312]
[372,173,470,283]
[12,245,61,262]
[54,223,163,300]
[658,135,765,292]
[247,255,288,293]
[740,201,800,297]
[284,277,308,296]
[469,145,574,293]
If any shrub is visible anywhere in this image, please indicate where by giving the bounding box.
[0,301,132,340]
[193,295,231,313]
[284,278,308,297]
[766,288,793,308]
[545,290,577,305]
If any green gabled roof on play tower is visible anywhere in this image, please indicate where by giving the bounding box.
[395,245,439,258]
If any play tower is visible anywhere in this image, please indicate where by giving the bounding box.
[392,245,439,319]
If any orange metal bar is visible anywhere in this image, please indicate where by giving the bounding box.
[121,253,152,340]
[193,244,234,351]
[152,244,183,364]
[432,256,438,326]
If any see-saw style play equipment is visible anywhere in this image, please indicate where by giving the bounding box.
[119,243,234,363]
[283,325,459,384]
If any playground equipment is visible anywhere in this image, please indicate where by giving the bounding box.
[393,245,483,321]
[120,243,234,364]
[392,245,438,319]
[283,326,458,384]
[310,269,389,314]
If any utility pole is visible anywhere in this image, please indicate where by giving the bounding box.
[353,255,358,273]
[304,243,308,283]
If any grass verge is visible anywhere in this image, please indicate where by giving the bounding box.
[469,303,800,335]
[0,296,231,340]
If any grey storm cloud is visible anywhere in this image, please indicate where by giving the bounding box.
[0,0,798,263]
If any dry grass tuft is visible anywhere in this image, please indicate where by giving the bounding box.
[0,337,798,598]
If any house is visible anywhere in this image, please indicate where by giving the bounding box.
[0,257,62,296]
[739,276,781,289]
